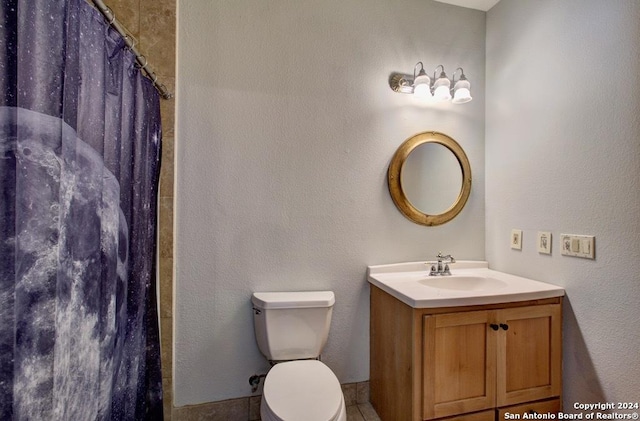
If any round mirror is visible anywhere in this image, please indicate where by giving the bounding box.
[402,143,462,215]
[388,131,472,226]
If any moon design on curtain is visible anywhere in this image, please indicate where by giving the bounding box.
[0,0,164,419]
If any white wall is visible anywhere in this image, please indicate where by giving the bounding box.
[175,0,486,405]
[486,0,640,407]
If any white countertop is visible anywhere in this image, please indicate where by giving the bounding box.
[367,261,565,308]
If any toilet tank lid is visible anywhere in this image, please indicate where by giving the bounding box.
[252,291,335,309]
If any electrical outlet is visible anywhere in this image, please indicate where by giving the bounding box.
[560,234,595,259]
[511,229,522,250]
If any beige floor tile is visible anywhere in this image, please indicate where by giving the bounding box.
[356,381,370,404]
[357,402,381,421]
[346,405,365,421]
[341,382,357,407]
[248,395,261,421]
[172,398,248,421]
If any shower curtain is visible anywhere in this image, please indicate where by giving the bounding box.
[0,0,163,419]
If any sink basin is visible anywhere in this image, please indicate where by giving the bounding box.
[418,275,508,291]
[367,261,564,308]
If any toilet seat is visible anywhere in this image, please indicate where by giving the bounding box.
[261,360,346,421]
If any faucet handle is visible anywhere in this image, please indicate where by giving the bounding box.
[436,252,455,263]
[442,264,451,275]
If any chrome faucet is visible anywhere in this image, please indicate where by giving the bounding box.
[429,252,455,276]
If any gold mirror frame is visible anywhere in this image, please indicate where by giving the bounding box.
[388,131,472,226]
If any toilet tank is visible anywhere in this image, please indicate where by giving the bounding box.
[251,291,335,361]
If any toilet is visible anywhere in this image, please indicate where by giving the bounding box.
[251,291,347,421]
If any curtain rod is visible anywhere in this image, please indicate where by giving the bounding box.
[91,0,173,100]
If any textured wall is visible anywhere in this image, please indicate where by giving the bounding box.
[486,0,640,407]
[175,0,486,406]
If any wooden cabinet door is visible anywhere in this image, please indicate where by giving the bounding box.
[422,311,496,420]
[496,304,562,407]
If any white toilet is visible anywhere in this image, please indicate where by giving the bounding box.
[251,291,347,421]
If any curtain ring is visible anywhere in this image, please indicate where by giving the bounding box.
[135,55,148,69]
[123,34,136,50]
[105,6,116,25]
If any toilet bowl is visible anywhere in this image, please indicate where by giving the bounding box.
[260,360,346,421]
[251,291,346,421]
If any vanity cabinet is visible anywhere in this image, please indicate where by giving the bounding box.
[370,286,562,421]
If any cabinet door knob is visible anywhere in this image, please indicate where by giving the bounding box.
[490,324,499,331]
[500,323,509,331]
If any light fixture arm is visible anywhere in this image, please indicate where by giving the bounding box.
[414,61,426,81]
[433,64,447,81]
[452,67,467,84]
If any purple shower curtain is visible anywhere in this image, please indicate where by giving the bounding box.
[0,0,163,419]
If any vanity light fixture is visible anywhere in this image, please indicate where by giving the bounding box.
[390,63,472,104]
[412,62,432,99]
[451,67,472,104]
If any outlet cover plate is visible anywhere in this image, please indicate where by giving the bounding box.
[537,231,552,254]
[511,229,522,250]
[561,234,595,259]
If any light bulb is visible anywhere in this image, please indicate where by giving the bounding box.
[413,74,432,98]
[433,77,451,101]
[452,79,472,104]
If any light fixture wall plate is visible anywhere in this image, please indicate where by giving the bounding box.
[389,74,414,94]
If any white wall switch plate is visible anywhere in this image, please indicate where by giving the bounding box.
[537,231,552,254]
[511,229,522,250]
[560,234,595,259]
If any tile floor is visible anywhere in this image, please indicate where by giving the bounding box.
[346,402,381,421]
[171,381,381,420]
